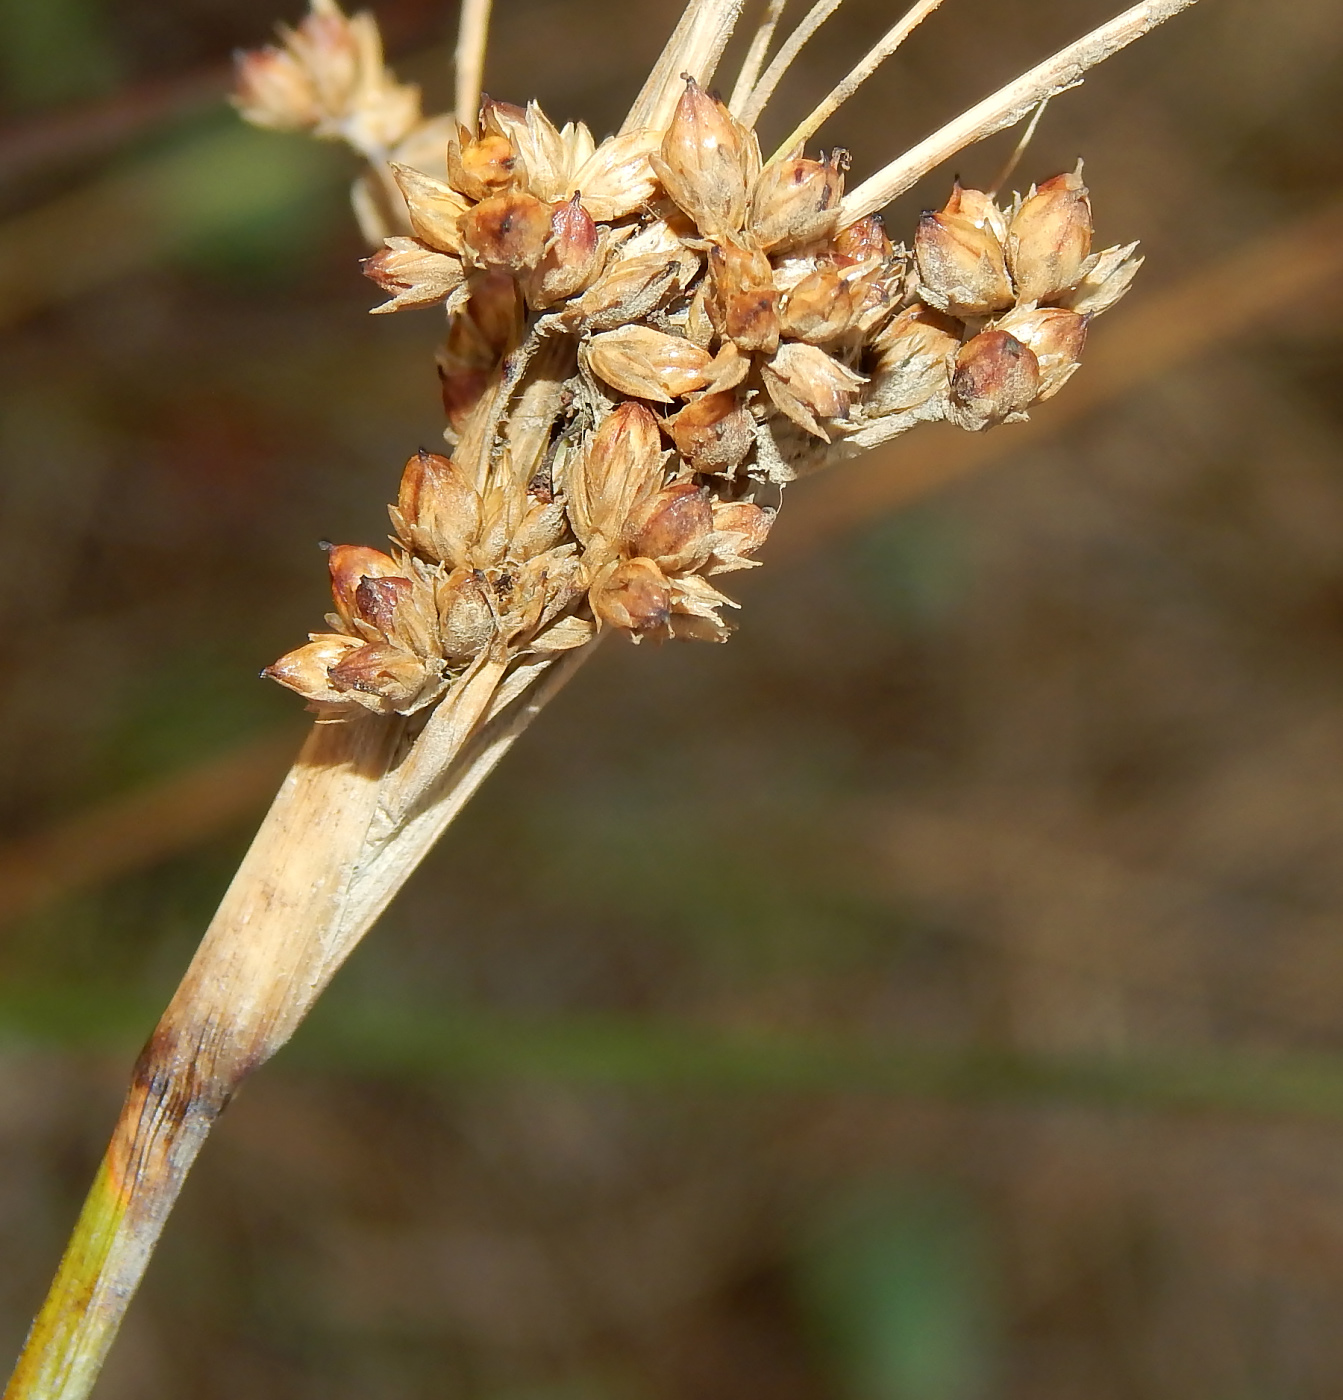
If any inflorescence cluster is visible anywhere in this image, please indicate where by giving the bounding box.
[235,0,1141,717]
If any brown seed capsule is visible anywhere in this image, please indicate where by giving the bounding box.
[947,329,1039,431]
[994,306,1088,400]
[761,342,866,440]
[1007,169,1093,304]
[436,567,496,658]
[328,642,435,712]
[233,46,321,130]
[915,209,1013,316]
[263,632,363,706]
[667,390,754,474]
[566,401,666,548]
[525,194,601,308]
[589,557,672,637]
[625,479,714,573]
[364,237,465,313]
[461,191,553,273]
[831,214,892,266]
[650,77,750,237]
[866,303,961,414]
[394,449,481,566]
[446,124,519,201]
[942,183,1008,242]
[483,98,572,202]
[326,544,404,629]
[778,264,859,344]
[390,164,470,254]
[567,247,699,333]
[510,497,569,559]
[748,151,846,252]
[708,239,780,355]
[584,326,712,402]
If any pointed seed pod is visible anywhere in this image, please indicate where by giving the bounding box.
[831,214,892,265]
[915,207,1013,316]
[364,237,465,313]
[390,164,470,254]
[706,501,773,571]
[942,182,1008,242]
[625,479,714,573]
[326,544,404,628]
[583,326,712,402]
[436,567,497,659]
[590,557,672,637]
[761,342,866,440]
[263,632,363,705]
[567,128,660,221]
[947,329,1039,431]
[446,124,519,201]
[778,264,860,344]
[328,642,434,712]
[461,191,553,272]
[650,76,750,237]
[994,306,1088,400]
[394,449,481,566]
[568,401,665,547]
[667,390,754,474]
[526,194,601,308]
[866,303,961,415]
[748,150,846,252]
[1007,168,1092,303]
[708,238,780,354]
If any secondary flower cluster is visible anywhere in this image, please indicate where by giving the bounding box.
[239,0,1141,717]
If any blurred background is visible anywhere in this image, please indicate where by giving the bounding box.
[3,0,1343,1395]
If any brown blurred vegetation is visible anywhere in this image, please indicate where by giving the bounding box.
[4,0,1343,1396]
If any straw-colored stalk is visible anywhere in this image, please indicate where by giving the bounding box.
[5,0,1201,1395]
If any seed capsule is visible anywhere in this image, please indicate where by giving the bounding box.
[436,567,496,658]
[667,390,754,474]
[831,214,892,266]
[706,501,773,572]
[390,164,470,254]
[625,480,714,573]
[526,194,601,308]
[567,128,660,222]
[761,342,866,440]
[583,325,712,403]
[393,450,481,567]
[650,77,750,237]
[1007,169,1092,304]
[328,642,435,712]
[994,306,1088,399]
[263,632,363,706]
[326,544,404,629]
[566,401,665,548]
[866,303,961,415]
[778,264,859,344]
[446,124,519,201]
[748,151,846,253]
[708,239,780,355]
[947,329,1039,432]
[590,557,672,637]
[915,208,1013,316]
[461,192,553,272]
[364,237,465,313]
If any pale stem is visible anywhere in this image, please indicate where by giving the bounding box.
[2,645,593,1400]
[728,0,788,115]
[840,0,1201,225]
[768,0,946,162]
[454,0,495,124]
[735,0,843,131]
[621,0,746,135]
[987,96,1050,197]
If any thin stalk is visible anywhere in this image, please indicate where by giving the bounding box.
[735,0,843,131]
[840,0,1200,225]
[454,0,494,123]
[620,0,746,135]
[767,0,945,162]
[728,0,787,115]
[3,645,593,1400]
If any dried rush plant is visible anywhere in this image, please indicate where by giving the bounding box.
[5,0,1201,1394]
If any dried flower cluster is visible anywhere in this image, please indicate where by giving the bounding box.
[237,0,1141,718]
